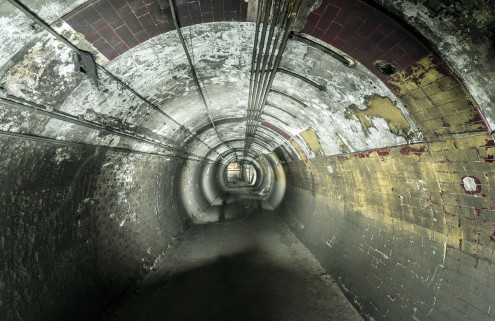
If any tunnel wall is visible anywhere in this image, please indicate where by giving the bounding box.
[280,134,495,320]
[278,55,495,320]
[0,138,188,321]
[180,160,226,224]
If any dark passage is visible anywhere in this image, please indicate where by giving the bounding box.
[102,190,361,321]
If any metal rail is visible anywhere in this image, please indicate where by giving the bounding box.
[0,95,208,160]
[277,68,325,91]
[0,130,207,162]
[168,0,234,161]
[6,0,223,160]
[244,0,302,156]
[269,89,308,108]
[288,32,354,67]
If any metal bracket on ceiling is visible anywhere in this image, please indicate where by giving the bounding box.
[7,0,99,86]
[289,32,355,67]
[269,89,308,108]
[73,51,98,86]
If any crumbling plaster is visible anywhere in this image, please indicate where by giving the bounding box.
[370,0,495,130]
[1,4,422,160]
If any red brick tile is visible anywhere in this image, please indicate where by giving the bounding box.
[63,10,79,21]
[156,21,174,33]
[350,47,365,60]
[200,0,212,12]
[179,15,192,26]
[212,0,223,21]
[134,29,150,43]
[376,29,406,53]
[107,0,127,11]
[157,0,169,9]
[355,10,383,38]
[316,5,340,31]
[331,37,346,49]
[113,41,130,54]
[381,44,405,62]
[376,18,400,34]
[224,0,235,12]
[336,17,363,40]
[340,33,360,52]
[362,45,385,65]
[100,27,123,47]
[322,21,343,43]
[146,1,167,24]
[313,1,328,15]
[334,0,357,25]
[224,10,236,21]
[399,35,430,61]
[303,12,321,34]
[118,6,145,34]
[138,13,160,37]
[93,0,122,26]
[115,25,139,47]
[330,0,346,9]
[355,34,377,53]
[91,18,109,32]
[110,17,125,28]
[79,5,103,25]
[202,11,214,23]
[367,29,385,43]
[188,1,202,24]
[86,32,101,43]
[308,27,323,39]
[395,53,415,70]
[175,3,189,18]
[351,2,373,20]
[65,13,92,34]
[93,38,119,60]
[128,0,148,17]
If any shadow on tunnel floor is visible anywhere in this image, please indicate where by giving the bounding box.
[100,207,361,321]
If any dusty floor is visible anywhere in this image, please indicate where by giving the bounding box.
[102,191,362,321]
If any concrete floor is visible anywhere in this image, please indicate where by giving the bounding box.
[102,192,362,321]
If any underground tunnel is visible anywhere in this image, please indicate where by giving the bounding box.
[0,0,494,320]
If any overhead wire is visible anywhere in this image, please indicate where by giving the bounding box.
[243,0,301,157]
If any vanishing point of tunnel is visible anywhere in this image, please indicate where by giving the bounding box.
[1,0,495,320]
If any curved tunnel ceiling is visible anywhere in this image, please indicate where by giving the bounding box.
[1,0,495,320]
[1,0,493,165]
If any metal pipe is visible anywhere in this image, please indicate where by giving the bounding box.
[253,0,290,120]
[249,0,273,129]
[250,12,297,138]
[0,130,208,162]
[277,68,326,91]
[0,96,190,155]
[169,0,232,160]
[288,32,354,67]
[265,102,298,118]
[269,89,308,107]
[251,0,282,127]
[247,0,264,123]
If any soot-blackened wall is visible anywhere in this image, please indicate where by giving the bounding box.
[0,138,188,321]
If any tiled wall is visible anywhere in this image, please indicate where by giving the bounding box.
[64,0,247,60]
[280,133,495,320]
[302,0,429,78]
